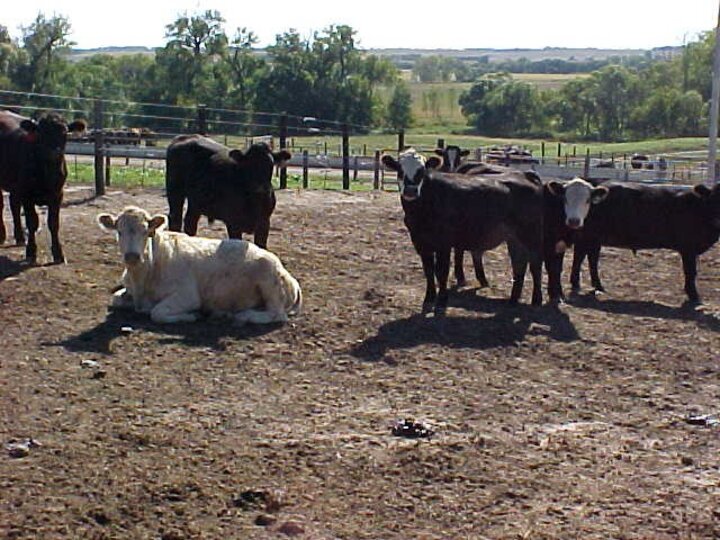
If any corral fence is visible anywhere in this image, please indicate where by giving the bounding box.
[0,89,712,196]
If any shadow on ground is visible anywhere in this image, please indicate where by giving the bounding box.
[53,309,281,355]
[568,292,720,332]
[352,289,579,362]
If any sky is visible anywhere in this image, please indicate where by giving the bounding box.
[2,1,719,51]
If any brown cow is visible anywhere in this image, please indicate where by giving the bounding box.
[0,111,86,262]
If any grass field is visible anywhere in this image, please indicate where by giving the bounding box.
[379,73,589,130]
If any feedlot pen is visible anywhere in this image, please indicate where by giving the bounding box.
[1,187,720,539]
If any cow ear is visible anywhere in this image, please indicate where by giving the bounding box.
[591,186,610,204]
[229,149,245,162]
[434,149,444,156]
[273,150,292,164]
[692,184,712,198]
[546,180,566,196]
[460,149,470,157]
[68,119,87,133]
[147,214,168,236]
[381,155,400,172]
[587,185,609,204]
[426,156,442,170]
[97,213,117,231]
[20,119,37,133]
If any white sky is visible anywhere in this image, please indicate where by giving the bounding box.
[2,1,718,51]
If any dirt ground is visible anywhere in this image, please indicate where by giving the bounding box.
[1,186,720,540]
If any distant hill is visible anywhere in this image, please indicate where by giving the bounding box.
[366,46,681,63]
[66,45,681,63]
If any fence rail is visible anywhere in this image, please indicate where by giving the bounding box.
[2,89,713,193]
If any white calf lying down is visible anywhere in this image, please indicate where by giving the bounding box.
[97,206,302,324]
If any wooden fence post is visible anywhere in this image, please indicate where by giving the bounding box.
[279,113,288,189]
[436,138,445,149]
[93,99,105,196]
[541,141,545,164]
[398,130,405,153]
[105,154,111,186]
[302,150,309,189]
[197,104,208,135]
[342,123,350,190]
[373,150,380,190]
[584,148,591,178]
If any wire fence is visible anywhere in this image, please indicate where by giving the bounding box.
[0,88,712,191]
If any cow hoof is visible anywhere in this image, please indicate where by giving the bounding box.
[478,280,490,289]
[455,278,467,288]
[15,239,26,247]
[433,305,447,317]
[591,288,605,296]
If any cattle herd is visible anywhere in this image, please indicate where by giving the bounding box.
[1,111,720,324]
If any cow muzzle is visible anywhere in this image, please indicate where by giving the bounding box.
[124,252,141,265]
[566,217,582,229]
[401,184,420,201]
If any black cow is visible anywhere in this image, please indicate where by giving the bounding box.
[165,135,291,248]
[630,153,652,170]
[382,148,545,313]
[0,110,86,262]
[432,145,488,288]
[567,182,720,303]
[541,177,611,303]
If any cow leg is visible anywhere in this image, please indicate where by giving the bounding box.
[680,251,700,304]
[253,217,271,249]
[225,222,244,241]
[545,250,565,304]
[420,252,436,313]
[150,291,200,323]
[10,192,25,246]
[22,201,39,264]
[47,202,65,264]
[434,248,451,315]
[570,246,586,293]
[167,193,185,232]
[507,240,528,305]
[111,288,135,309]
[528,252,543,306]
[587,245,604,292]
[0,190,5,245]
[453,248,466,287]
[183,206,201,236]
[470,249,489,288]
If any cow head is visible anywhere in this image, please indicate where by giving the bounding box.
[692,183,720,228]
[98,206,167,267]
[229,143,292,187]
[382,148,441,201]
[434,145,470,172]
[21,113,86,186]
[546,177,609,229]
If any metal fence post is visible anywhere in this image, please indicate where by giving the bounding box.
[302,150,309,189]
[93,100,105,196]
[279,113,288,189]
[342,123,350,190]
[373,150,380,190]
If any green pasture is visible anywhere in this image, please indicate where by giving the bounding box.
[378,74,589,131]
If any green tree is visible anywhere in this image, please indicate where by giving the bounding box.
[386,81,412,130]
[223,27,264,110]
[14,13,73,92]
[155,10,228,104]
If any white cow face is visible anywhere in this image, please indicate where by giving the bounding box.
[547,177,609,229]
[97,206,167,266]
[381,149,441,201]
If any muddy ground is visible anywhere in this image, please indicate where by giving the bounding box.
[1,186,719,540]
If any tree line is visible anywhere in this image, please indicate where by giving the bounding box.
[0,11,714,142]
